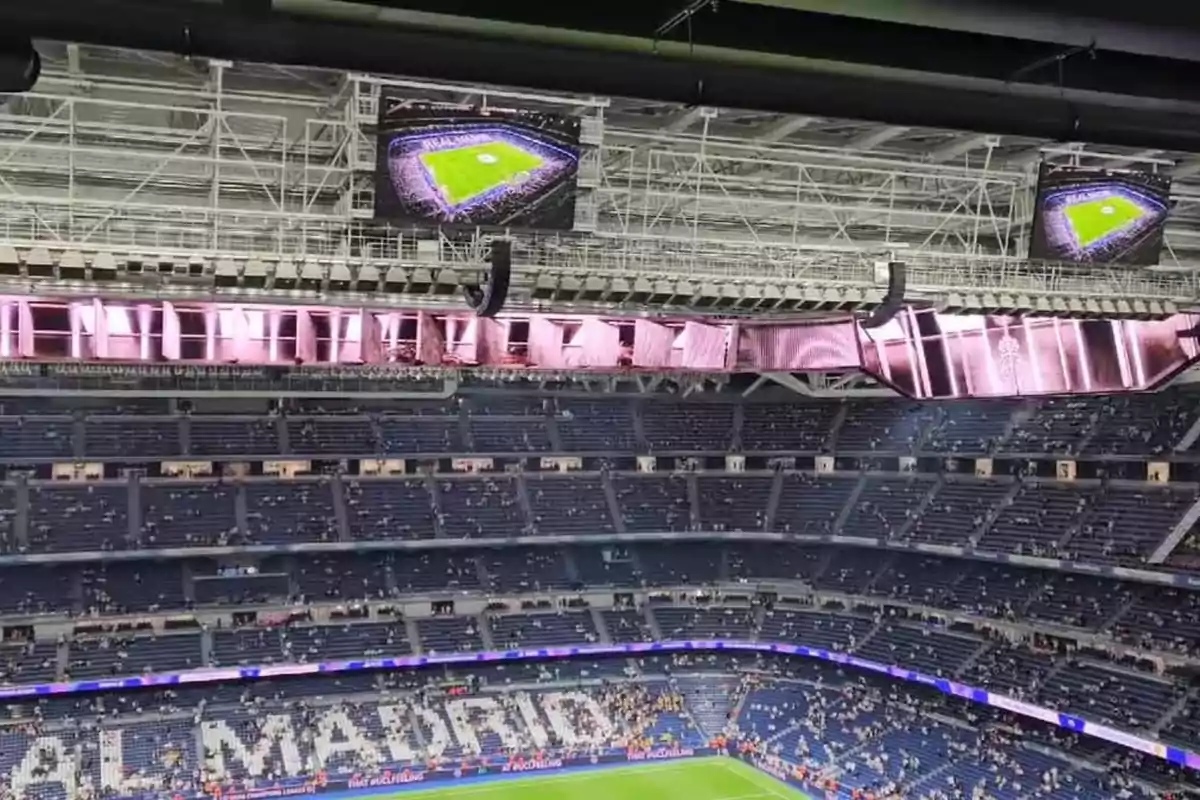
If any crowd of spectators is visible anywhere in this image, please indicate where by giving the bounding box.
[0,392,1195,799]
[8,468,1194,576]
[0,391,1195,459]
[0,642,1190,800]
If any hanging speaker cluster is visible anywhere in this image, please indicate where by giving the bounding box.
[860,261,906,329]
[0,36,40,94]
[462,240,512,318]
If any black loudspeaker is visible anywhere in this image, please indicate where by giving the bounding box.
[861,261,907,329]
[0,37,40,94]
[884,260,906,303]
[463,240,512,318]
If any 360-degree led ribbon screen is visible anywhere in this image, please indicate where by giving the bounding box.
[858,307,1200,398]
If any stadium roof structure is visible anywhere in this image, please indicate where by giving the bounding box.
[1,42,1199,320]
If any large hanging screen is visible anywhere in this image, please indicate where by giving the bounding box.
[1028,164,1171,266]
[374,96,581,230]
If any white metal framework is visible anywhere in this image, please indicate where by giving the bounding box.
[0,42,1199,311]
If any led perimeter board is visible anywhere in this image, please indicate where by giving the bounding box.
[1028,164,1172,266]
[374,96,582,230]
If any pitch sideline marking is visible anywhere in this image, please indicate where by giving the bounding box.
[721,760,810,800]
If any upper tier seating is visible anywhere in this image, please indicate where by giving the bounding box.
[142,481,240,548]
[554,399,637,450]
[697,476,772,531]
[189,414,281,456]
[773,474,858,535]
[0,393,1192,461]
[611,475,691,532]
[85,416,182,458]
[0,414,73,460]
[642,403,734,451]
[834,401,937,451]
[924,400,1018,452]
[437,477,527,538]
[287,415,377,455]
[344,477,438,541]
[526,474,614,535]
[741,403,841,451]
[29,483,130,552]
[468,398,552,452]
[244,480,339,544]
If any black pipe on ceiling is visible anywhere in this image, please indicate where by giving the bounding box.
[292,0,1200,101]
[7,0,1200,152]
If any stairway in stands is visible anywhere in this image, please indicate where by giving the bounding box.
[676,676,738,738]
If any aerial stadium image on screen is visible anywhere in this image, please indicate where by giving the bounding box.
[1029,165,1172,265]
[375,100,581,228]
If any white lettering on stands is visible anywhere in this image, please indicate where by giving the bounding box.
[445,697,521,756]
[98,727,127,794]
[512,692,551,750]
[540,691,615,747]
[312,708,383,771]
[411,705,454,761]
[201,715,303,779]
[375,704,420,763]
[12,736,77,799]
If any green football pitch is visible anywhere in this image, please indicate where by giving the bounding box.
[369,758,815,800]
[419,141,544,208]
[1062,195,1145,248]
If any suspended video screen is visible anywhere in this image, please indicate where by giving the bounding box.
[374,95,581,230]
[1028,164,1172,266]
[859,307,1200,399]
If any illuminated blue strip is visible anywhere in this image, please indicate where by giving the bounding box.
[2,639,1196,771]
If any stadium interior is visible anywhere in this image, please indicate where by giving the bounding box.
[0,4,1200,800]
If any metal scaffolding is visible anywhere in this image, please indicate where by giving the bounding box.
[0,42,1198,310]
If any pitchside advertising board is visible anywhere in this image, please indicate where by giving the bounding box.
[174,748,710,800]
[373,92,582,230]
[1028,163,1173,266]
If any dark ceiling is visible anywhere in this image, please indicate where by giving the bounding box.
[6,0,1200,151]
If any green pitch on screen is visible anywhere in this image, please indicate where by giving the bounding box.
[367,759,816,800]
[1062,196,1146,248]
[419,142,544,207]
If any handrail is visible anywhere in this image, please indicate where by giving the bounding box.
[4,639,1196,772]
